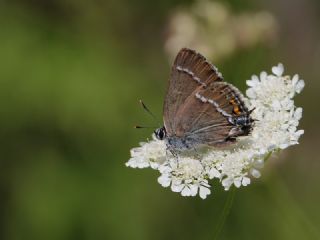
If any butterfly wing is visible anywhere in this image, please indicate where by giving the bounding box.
[175,82,251,147]
[163,48,223,136]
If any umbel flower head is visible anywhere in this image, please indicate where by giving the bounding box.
[126,64,304,199]
[165,0,278,63]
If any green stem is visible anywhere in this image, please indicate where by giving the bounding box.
[212,187,236,240]
[211,151,271,240]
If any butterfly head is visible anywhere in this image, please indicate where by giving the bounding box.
[154,126,167,140]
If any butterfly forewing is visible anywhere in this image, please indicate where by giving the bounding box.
[163,48,223,136]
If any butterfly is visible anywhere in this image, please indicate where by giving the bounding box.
[154,48,254,152]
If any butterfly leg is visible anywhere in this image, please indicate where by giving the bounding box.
[192,147,202,160]
[165,146,181,168]
[165,146,178,159]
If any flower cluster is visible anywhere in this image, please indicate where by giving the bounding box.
[165,0,278,62]
[126,64,304,199]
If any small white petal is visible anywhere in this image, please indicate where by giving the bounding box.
[294,107,303,120]
[150,161,160,169]
[159,164,171,174]
[171,180,184,192]
[250,169,261,178]
[158,174,171,187]
[189,184,199,196]
[294,129,304,137]
[242,177,251,186]
[234,178,242,188]
[272,63,284,76]
[260,71,268,81]
[222,178,233,190]
[181,186,193,196]
[295,80,305,93]
[246,88,256,98]
[125,158,149,168]
[291,74,299,86]
[208,168,221,179]
[199,186,211,199]
[247,75,259,87]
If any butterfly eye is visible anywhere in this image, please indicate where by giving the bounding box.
[155,127,166,140]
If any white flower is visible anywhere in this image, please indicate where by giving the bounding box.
[125,137,166,169]
[126,63,304,199]
[156,157,211,199]
[164,0,278,63]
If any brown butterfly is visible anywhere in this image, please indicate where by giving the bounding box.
[154,48,254,152]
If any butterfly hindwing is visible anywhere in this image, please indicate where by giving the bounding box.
[172,82,249,147]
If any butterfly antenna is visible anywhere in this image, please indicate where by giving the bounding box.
[134,125,158,129]
[139,100,161,127]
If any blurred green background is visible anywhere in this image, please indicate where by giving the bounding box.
[0,0,319,239]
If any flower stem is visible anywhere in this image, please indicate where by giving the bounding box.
[212,187,236,240]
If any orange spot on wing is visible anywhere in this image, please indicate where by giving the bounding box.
[230,99,241,115]
[233,106,241,115]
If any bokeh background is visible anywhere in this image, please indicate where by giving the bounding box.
[0,0,320,239]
